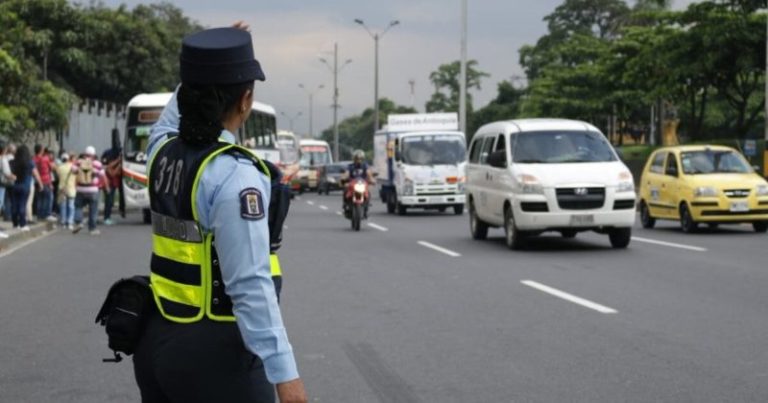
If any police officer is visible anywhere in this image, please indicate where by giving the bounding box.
[133,26,307,403]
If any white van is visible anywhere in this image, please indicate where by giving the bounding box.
[466,119,636,249]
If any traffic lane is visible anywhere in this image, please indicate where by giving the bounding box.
[0,219,150,402]
[281,200,765,401]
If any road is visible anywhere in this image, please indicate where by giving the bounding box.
[1,191,767,402]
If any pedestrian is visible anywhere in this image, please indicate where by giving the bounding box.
[133,25,307,403]
[10,145,42,231]
[56,153,76,229]
[71,146,108,235]
[48,148,60,217]
[101,138,122,226]
[32,144,55,222]
[1,143,16,221]
[0,140,17,237]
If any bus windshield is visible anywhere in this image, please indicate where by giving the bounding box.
[125,107,163,162]
[401,134,466,165]
[300,146,331,167]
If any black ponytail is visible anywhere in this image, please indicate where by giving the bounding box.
[177,81,254,145]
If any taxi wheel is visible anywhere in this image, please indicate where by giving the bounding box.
[609,228,632,249]
[469,201,488,240]
[680,203,698,233]
[639,201,655,229]
[504,206,525,250]
[753,221,768,233]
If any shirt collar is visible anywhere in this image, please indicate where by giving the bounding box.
[220,130,236,144]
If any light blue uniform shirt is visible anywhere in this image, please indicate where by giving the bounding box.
[147,89,299,384]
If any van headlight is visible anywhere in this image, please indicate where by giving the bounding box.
[518,174,543,195]
[757,184,768,196]
[694,186,718,197]
[617,172,634,192]
[402,178,414,196]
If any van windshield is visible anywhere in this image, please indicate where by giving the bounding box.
[401,134,466,165]
[513,131,616,163]
[680,150,751,174]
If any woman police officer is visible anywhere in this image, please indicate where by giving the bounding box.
[133,26,307,403]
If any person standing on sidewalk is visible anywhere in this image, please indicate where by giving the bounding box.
[0,140,17,238]
[10,145,42,231]
[56,153,76,229]
[32,144,55,222]
[1,143,16,222]
[101,142,122,226]
[72,146,108,235]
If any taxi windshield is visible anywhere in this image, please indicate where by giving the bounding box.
[680,150,751,174]
[513,131,617,163]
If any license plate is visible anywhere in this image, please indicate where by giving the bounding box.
[730,201,749,212]
[570,214,594,225]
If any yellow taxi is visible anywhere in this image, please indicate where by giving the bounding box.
[638,145,768,233]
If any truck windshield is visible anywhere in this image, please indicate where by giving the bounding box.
[680,150,751,174]
[513,131,616,163]
[401,134,466,165]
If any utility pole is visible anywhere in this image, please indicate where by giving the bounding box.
[280,111,302,132]
[459,0,468,134]
[321,43,352,162]
[298,84,324,137]
[354,19,400,132]
[408,79,416,110]
[764,10,767,176]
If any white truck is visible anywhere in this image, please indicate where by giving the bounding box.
[374,113,467,215]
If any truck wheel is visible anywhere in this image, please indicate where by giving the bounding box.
[609,228,632,248]
[469,201,488,240]
[561,230,577,239]
[397,203,408,216]
[753,221,768,233]
[453,204,464,215]
[504,206,525,250]
[142,209,152,224]
[639,200,655,229]
[680,203,698,233]
[387,193,396,214]
[438,207,447,213]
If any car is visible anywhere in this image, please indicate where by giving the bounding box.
[318,161,350,195]
[466,119,636,250]
[638,145,768,233]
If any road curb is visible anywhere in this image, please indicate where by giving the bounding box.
[0,222,57,253]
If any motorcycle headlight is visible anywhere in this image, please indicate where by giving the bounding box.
[694,186,718,197]
[328,177,336,183]
[402,178,414,196]
[518,174,543,195]
[353,182,366,193]
[757,184,768,196]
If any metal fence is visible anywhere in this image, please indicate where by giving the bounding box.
[59,100,126,156]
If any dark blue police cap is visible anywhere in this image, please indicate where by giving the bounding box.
[180,27,266,85]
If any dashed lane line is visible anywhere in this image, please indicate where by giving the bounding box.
[336,211,342,216]
[319,205,329,210]
[417,241,461,257]
[367,223,389,232]
[306,200,315,206]
[522,280,618,314]
[631,236,707,252]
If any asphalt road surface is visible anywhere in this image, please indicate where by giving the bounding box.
[1,191,767,402]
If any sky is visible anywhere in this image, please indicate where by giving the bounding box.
[99,0,698,136]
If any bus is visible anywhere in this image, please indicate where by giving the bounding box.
[276,131,301,193]
[123,93,173,223]
[123,93,280,223]
[297,139,333,191]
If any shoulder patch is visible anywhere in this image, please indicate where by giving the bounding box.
[239,188,265,220]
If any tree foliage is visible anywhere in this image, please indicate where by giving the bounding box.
[425,60,489,114]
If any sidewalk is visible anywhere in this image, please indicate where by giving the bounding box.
[0,220,57,253]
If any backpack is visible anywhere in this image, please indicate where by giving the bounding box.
[94,275,154,363]
[76,158,94,186]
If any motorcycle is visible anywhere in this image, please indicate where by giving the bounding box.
[344,178,370,231]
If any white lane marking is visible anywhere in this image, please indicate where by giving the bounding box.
[319,205,328,210]
[417,241,461,257]
[306,201,315,206]
[0,229,57,260]
[631,236,707,252]
[522,280,618,314]
[368,223,389,232]
[335,211,342,216]
[283,225,288,230]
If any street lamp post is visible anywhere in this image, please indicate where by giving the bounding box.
[298,84,324,137]
[321,43,352,162]
[459,0,468,134]
[279,111,303,132]
[354,18,400,132]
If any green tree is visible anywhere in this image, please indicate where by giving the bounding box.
[425,60,489,114]
[469,80,526,138]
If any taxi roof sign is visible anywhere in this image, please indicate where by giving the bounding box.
[386,113,459,132]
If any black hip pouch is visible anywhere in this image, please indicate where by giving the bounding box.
[95,275,154,363]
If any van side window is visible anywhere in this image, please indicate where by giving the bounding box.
[495,134,505,152]
[650,152,666,174]
[469,137,483,163]
[479,137,495,165]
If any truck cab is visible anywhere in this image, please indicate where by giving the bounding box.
[374,113,467,215]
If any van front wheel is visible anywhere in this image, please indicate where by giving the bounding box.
[469,201,488,240]
[504,206,525,250]
[609,228,632,249]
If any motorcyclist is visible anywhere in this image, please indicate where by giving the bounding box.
[341,150,374,217]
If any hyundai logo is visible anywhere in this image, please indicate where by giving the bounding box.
[574,187,589,196]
